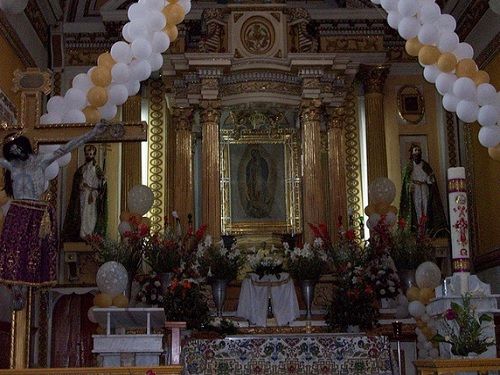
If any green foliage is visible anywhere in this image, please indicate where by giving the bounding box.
[285,242,328,281]
[86,234,142,275]
[197,243,243,282]
[390,226,434,270]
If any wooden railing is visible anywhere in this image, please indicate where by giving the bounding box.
[0,366,182,375]
[414,359,500,374]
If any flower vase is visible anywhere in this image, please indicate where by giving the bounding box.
[211,279,229,318]
[159,272,173,295]
[300,279,316,320]
[398,268,416,293]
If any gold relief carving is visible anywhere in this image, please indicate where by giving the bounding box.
[302,78,321,90]
[327,107,345,130]
[233,12,244,23]
[241,16,275,55]
[446,111,458,167]
[397,85,425,125]
[320,36,384,52]
[271,12,281,21]
[221,82,301,96]
[300,101,322,123]
[448,179,466,193]
[65,49,102,66]
[200,101,221,124]
[173,108,193,131]
[358,64,390,94]
[25,0,49,45]
[201,78,219,91]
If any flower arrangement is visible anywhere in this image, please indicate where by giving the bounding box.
[195,236,243,282]
[284,239,328,281]
[162,277,209,329]
[247,244,284,279]
[433,293,494,356]
[201,317,238,337]
[136,274,164,306]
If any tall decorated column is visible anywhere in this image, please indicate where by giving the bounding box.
[358,64,390,183]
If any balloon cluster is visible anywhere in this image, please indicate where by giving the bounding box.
[118,184,155,235]
[40,0,190,125]
[370,0,500,160]
[365,177,398,229]
[405,261,442,359]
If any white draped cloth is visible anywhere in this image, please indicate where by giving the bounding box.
[236,272,300,327]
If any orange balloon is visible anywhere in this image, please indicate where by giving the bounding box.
[90,66,112,87]
[418,46,440,66]
[83,106,101,123]
[163,3,185,25]
[94,293,113,308]
[374,202,390,215]
[473,70,490,85]
[405,37,423,57]
[87,86,108,108]
[112,294,129,308]
[419,287,435,304]
[120,211,132,222]
[97,52,116,70]
[422,326,434,339]
[455,58,478,78]
[388,205,398,214]
[488,143,500,161]
[167,0,179,2]
[406,286,420,302]
[437,52,457,73]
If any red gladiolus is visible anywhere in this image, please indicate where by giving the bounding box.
[195,224,208,241]
[138,223,150,237]
[345,229,355,241]
[398,217,406,229]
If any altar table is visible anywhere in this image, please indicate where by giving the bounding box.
[181,333,397,375]
[236,272,300,326]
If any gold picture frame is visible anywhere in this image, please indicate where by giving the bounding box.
[220,128,302,235]
[397,85,425,125]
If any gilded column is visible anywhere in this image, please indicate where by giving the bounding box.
[172,107,194,228]
[327,107,347,241]
[358,64,390,183]
[201,101,221,239]
[121,95,142,212]
[301,100,325,241]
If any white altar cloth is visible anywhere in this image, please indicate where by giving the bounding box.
[236,272,300,327]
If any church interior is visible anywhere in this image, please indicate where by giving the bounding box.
[0,0,499,374]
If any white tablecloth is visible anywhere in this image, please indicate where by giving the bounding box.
[236,272,300,326]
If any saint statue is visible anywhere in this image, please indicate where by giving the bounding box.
[245,148,272,218]
[0,122,106,286]
[399,143,448,236]
[62,144,107,242]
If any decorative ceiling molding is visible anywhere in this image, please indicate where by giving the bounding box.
[0,11,36,67]
[26,0,50,45]
[455,0,490,41]
[476,31,500,68]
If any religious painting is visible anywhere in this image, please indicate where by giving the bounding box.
[399,135,428,173]
[221,129,302,235]
[397,85,425,125]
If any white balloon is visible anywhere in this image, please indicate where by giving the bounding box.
[87,306,98,323]
[126,80,141,96]
[108,84,129,106]
[40,112,62,125]
[423,65,440,83]
[442,93,460,112]
[127,184,154,215]
[127,3,148,21]
[111,63,131,84]
[96,261,128,297]
[421,313,430,322]
[478,126,500,147]
[419,3,441,24]
[144,0,165,10]
[111,41,132,64]
[415,261,441,289]
[177,0,191,14]
[62,109,86,123]
[476,84,498,106]
[408,300,426,318]
[453,77,477,101]
[128,19,151,40]
[437,14,456,32]
[99,103,118,120]
[397,293,409,306]
[456,100,479,123]
[131,38,152,60]
[149,10,166,31]
[436,73,457,95]
[398,16,421,40]
[453,42,474,60]
[380,0,398,11]
[57,152,72,167]
[64,88,87,110]
[130,59,152,82]
[148,53,164,71]
[418,23,439,45]
[44,161,59,180]
[47,96,66,116]
[152,31,170,53]
[72,73,93,93]
[398,0,419,17]
[368,177,396,204]
[387,11,402,29]
[438,31,459,53]
[122,22,134,43]
[478,105,499,127]
[371,0,381,3]
[118,220,133,235]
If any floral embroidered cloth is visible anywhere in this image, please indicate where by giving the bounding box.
[181,334,396,375]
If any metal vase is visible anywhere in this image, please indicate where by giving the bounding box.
[300,279,316,320]
[398,268,417,293]
[211,279,229,318]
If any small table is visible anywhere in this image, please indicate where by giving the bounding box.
[236,272,300,326]
[92,307,165,367]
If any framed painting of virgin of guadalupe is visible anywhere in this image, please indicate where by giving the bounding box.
[220,128,302,235]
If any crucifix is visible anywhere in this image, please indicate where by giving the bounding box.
[0,68,147,369]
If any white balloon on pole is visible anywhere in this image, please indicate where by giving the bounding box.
[442,93,460,112]
[423,65,440,83]
[47,96,66,116]
[111,41,133,64]
[40,112,62,125]
[478,126,500,147]
[96,261,128,297]
[44,161,59,180]
[62,109,86,123]
[477,105,499,127]
[127,184,154,215]
[111,63,131,84]
[398,16,420,40]
[127,2,148,21]
[108,84,129,106]
[476,84,498,106]
[436,73,457,95]
[368,177,396,204]
[128,19,151,40]
[456,100,479,123]
[438,31,459,53]
[415,261,442,289]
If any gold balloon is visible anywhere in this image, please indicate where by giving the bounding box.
[120,211,132,222]
[473,70,490,85]
[406,286,420,302]
[83,106,101,123]
[455,58,478,78]
[163,3,185,25]
[374,202,390,215]
[90,66,112,87]
[164,24,178,42]
[405,37,423,57]
[419,287,435,305]
[112,294,129,308]
[388,205,398,214]
[418,46,441,66]
[364,204,375,217]
[422,326,434,339]
[437,52,457,73]
[97,52,116,70]
[87,86,108,108]
[167,0,179,2]
[94,293,113,308]
[488,143,500,161]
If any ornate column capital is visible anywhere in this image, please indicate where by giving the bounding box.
[173,107,194,131]
[300,99,322,123]
[200,100,221,124]
[358,64,390,94]
[326,106,345,130]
